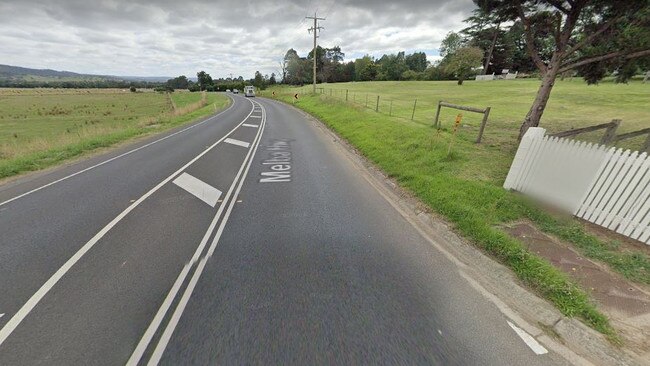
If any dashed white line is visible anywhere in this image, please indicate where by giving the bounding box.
[147,103,266,366]
[242,123,258,128]
[224,138,250,148]
[172,173,222,207]
[507,320,548,355]
[127,103,267,366]
[0,98,256,349]
[249,115,262,118]
[0,314,4,319]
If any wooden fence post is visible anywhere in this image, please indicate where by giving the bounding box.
[411,99,417,120]
[601,119,621,144]
[346,89,348,101]
[476,107,491,143]
[376,95,380,112]
[434,101,442,128]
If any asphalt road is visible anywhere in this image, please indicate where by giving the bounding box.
[0,94,565,365]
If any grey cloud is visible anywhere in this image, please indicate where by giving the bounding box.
[0,0,475,77]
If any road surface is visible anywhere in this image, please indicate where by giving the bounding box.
[0,95,565,365]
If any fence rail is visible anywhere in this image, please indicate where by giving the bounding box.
[504,127,650,244]
[434,101,491,143]
[549,120,650,153]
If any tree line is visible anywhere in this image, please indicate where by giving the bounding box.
[165,71,277,92]
[282,47,439,85]
[0,70,279,93]
[0,79,164,89]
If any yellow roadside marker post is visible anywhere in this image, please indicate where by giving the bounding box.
[447,113,462,157]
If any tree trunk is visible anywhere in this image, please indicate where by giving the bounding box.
[518,72,555,138]
[458,78,464,85]
[483,23,500,75]
[518,57,561,139]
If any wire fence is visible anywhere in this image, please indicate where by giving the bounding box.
[281,86,492,143]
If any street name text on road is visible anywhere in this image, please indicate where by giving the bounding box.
[260,139,292,183]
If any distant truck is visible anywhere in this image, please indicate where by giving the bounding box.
[244,86,255,97]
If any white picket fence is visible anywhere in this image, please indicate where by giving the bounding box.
[504,127,650,244]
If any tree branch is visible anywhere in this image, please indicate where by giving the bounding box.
[517,2,548,74]
[546,0,570,14]
[558,49,650,73]
[564,16,623,57]
[557,0,584,52]
[553,12,562,48]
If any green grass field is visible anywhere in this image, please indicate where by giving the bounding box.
[291,79,649,149]
[277,79,649,183]
[0,89,230,178]
[265,79,650,341]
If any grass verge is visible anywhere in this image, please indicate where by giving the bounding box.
[268,89,625,341]
[0,92,230,179]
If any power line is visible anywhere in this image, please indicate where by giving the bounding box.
[306,12,325,93]
[322,0,337,19]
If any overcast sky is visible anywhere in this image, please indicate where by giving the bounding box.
[0,0,476,79]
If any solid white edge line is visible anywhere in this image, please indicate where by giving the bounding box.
[147,103,266,366]
[224,138,250,148]
[507,320,548,355]
[125,99,263,365]
[172,173,222,207]
[0,98,256,348]
[0,95,236,208]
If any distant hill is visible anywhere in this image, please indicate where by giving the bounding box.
[0,64,171,83]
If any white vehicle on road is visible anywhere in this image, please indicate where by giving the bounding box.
[244,86,255,97]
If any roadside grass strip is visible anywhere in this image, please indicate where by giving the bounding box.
[270,91,623,341]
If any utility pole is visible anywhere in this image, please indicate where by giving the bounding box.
[306,12,325,94]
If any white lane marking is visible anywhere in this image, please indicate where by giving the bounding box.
[0,99,255,348]
[507,321,548,355]
[224,138,250,148]
[249,115,262,118]
[127,103,266,366]
[172,173,222,207]
[148,104,266,366]
[242,123,258,128]
[0,96,235,208]
[0,314,4,318]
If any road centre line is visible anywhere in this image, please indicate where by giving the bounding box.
[224,138,250,148]
[172,173,222,207]
[0,99,257,348]
[0,96,236,208]
[507,321,548,355]
[127,102,266,366]
[148,102,266,366]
